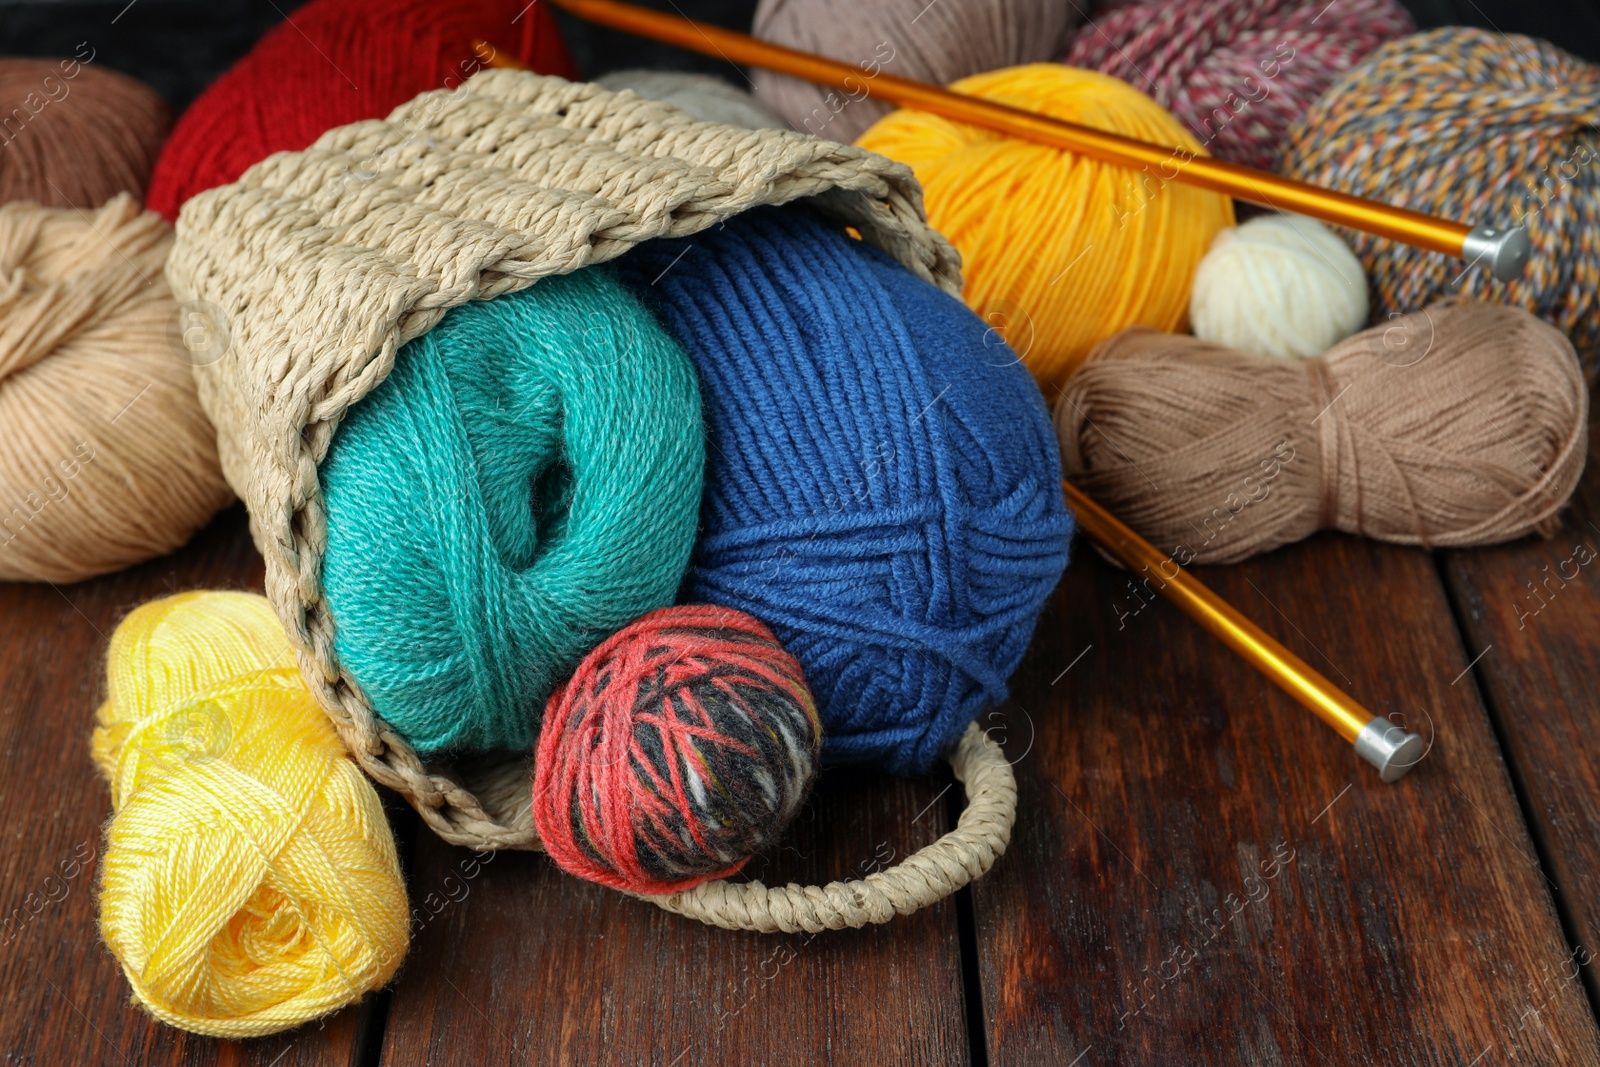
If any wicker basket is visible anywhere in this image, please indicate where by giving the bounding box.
[166,70,1015,931]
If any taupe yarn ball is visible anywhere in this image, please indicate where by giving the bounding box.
[0,195,231,582]
[0,58,171,209]
[1054,304,1588,565]
[750,0,1082,142]
[596,69,785,129]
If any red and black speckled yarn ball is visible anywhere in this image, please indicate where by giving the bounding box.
[532,605,822,895]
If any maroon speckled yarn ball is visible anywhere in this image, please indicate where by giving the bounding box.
[1061,0,1414,171]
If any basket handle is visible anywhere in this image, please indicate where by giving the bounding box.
[642,721,1016,932]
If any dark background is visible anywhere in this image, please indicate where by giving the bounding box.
[0,0,1598,115]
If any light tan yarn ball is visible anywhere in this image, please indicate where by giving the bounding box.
[0,194,231,582]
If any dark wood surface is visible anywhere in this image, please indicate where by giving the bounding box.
[979,535,1599,1065]
[381,769,965,1066]
[0,508,375,1067]
[5,474,1600,1065]
[1442,426,1600,1017]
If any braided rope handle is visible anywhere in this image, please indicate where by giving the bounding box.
[643,722,1015,932]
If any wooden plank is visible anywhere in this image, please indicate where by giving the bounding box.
[0,507,376,1066]
[972,531,1600,1065]
[379,765,969,1066]
[1442,432,1600,1011]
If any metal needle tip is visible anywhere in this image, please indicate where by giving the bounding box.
[1353,719,1426,783]
[1464,225,1532,281]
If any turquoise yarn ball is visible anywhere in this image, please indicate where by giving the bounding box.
[320,269,704,754]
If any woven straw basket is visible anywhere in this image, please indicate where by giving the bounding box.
[167,70,1016,932]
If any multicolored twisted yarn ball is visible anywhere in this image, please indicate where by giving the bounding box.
[533,605,821,894]
[145,0,574,220]
[1281,28,1600,379]
[1062,0,1413,171]
[610,205,1073,775]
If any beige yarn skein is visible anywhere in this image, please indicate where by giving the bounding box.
[0,195,231,582]
[1055,303,1588,565]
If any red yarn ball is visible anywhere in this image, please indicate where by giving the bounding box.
[533,606,822,896]
[145,0,575,220]
[1061,0,1414,172]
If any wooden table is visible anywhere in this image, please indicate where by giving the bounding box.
[4,436,1600,1066]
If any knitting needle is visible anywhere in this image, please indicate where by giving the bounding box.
[471,42,1426,780]
[482,2,1529,280]
[1062,480,1424,782]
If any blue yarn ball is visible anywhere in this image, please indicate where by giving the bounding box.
[320,270,704,754]
[611,206,1073,774]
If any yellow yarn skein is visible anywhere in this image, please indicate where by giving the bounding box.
[93,591,408,1039]
[857,63,1235,389]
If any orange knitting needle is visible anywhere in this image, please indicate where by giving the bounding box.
[1062,482,1423,782]
[473,37,1426,779]
[478,1,1528,280]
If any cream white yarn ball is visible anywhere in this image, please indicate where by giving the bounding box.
[595,70,786,130]
[1189,213,1369,360]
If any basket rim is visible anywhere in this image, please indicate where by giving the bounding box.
[646,721,1016,932]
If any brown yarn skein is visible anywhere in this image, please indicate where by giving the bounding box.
[0,57,171,208]
[0,195,231,582]
[1054,304,1588,565]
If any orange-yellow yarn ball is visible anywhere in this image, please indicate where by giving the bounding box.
[93,591,408,1039]
[857,63,1235,390]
